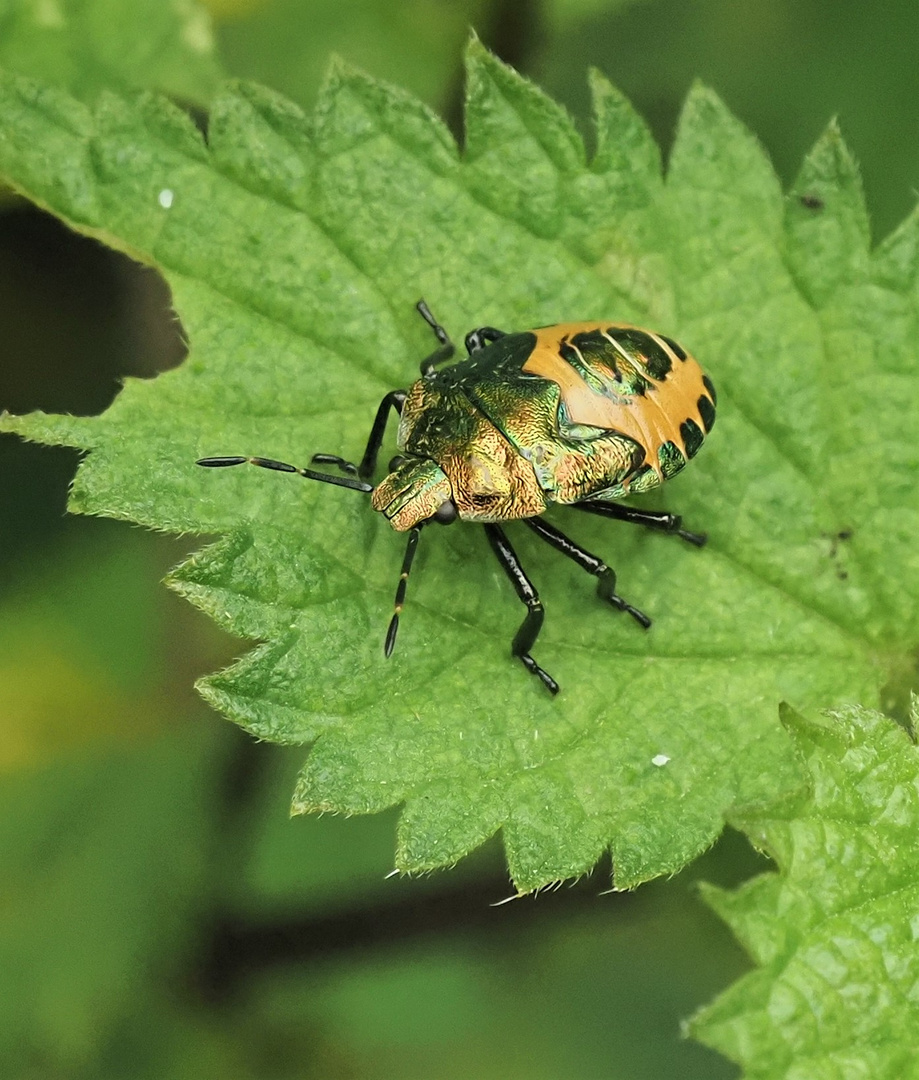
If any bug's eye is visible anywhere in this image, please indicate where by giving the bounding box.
[432,500,458,525]
[388,455,407,472]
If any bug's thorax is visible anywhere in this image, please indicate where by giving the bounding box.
[373,378,547,530]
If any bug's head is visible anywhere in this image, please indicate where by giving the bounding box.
[371,456,457,531]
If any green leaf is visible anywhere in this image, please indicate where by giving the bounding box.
[0,44,913,891]
[0,0,223,103]
[690,704,919,1078]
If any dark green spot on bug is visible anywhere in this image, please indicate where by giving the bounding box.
[570,329,622,382]
[680,418,705,459]
[657,442,686,480]
[697,395,716,434]
[660,335,687,362]
[608,328,673,381]
[197,303,715,694]
[627,462,659,491]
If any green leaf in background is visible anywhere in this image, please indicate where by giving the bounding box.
[0,0,223,103]
[543,0,645,33]
[690,704,919,1078]
[214,0,486,114]
[0,725,221,1075]
[0,531,172,769]
[0,42,914,892]
[0,526,232,1073]
[229,877,745,1080]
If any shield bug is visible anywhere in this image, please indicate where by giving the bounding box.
[198,301,716,694]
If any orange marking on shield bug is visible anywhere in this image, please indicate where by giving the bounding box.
[522,322,710,475]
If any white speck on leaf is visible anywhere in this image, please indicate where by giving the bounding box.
[158,189,174,209]
[652,754,671,767]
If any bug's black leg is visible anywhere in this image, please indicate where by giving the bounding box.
[416,299,456,375]
[310,454,360,476]
[523,517,651,629]
[484,523,559,695]
[384,525,422,657]
[196,455,373,493]
[575,500,707,547]
[352,389,408,479]
[464,327,506,355]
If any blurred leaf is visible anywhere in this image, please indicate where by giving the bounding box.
[0,0,224,103]
[0,531,180,770]
[690,704,919,1079]
[0,527,232,1071]
[202,0,269,18]
[0,722,223,1075]
[89,1001,262,1080]
[233,879,744,1080]
[544,0,646,32]
[214,0,486,112]
[0,47,913,893]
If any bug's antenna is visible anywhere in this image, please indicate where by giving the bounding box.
[384,525,422,657]
[196,456,374,494]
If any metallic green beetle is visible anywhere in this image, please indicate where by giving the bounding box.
[198,301,716,694]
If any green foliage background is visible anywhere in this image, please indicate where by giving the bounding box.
[2,1,919,1078]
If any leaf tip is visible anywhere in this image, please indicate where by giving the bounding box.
[676,78,746,140]
[779,701,850,752]
[586,65,620,113]
[319,51,366,98]
[320,52,348,91]
[463,33,528,90]
[464,28,486,59]
[792,115,865,198]
[684,77,721,109]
